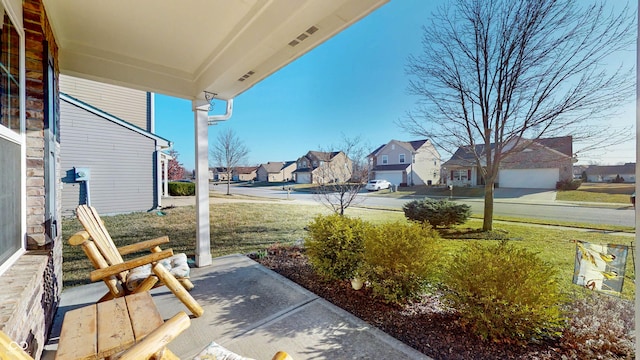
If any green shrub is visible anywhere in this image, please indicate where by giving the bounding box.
[403,198,471,228]
[443,240,566,344]
[560,293,635,359]
[305,214,368,281]
[168,181,196,196]
[556,179,582,190]
[362,222,441,305]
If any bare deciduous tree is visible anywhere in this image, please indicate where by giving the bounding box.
[401,0,635,230]
[209,129,249,195]
[313,135,372,215]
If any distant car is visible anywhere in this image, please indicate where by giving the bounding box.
[365,179,391,191]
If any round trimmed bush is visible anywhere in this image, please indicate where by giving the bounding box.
[362,221,441,305]
[305,214,368,281]
[443,240,567,344]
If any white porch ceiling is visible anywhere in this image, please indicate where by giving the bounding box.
[43,0,388,101]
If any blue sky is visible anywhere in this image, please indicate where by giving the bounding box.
[154,0,636,171]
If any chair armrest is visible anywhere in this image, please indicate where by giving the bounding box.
[117,236,170,255]
[90,249,174,282]
[117,311,191,360]
[68,230,91,246]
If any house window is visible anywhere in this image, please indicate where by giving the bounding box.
[0,6,24,272]
[399,154,406,163]
[381,155,388,164]
[313,161,318,167]
[451,169,468,182]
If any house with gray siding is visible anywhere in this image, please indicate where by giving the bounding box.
[60,92,171,215]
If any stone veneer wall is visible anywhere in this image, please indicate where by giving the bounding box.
[0,1,62,359]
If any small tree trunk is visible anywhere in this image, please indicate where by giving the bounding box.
[483,182,494,231]
[226,176,231,195]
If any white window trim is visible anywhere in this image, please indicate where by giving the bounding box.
[399,153,406,164]
[381,155,388,164]
[0,0,26,276]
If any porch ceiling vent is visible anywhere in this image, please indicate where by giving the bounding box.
[287,25,320,47]
[237,70,255,82]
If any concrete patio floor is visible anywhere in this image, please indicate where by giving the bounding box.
[44,254,431,360]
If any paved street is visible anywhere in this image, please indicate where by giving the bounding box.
[210,183,636,228]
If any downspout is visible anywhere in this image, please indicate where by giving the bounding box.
[208,99,233,124]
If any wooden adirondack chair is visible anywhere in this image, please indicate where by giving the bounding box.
[1,312,190,360]
[69,205,203,317]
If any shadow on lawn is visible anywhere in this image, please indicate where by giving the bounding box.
[438,227,521,241]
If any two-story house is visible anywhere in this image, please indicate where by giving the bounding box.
[368,139,441,186]
[443,136,574,189]
[293,151,352,184]
[256,161,297,182]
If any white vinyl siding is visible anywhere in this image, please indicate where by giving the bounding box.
[60,100,156,215]
[60,75,149,130]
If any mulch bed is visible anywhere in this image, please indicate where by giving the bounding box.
[251,245,569,360]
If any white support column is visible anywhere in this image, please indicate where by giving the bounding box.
[156,147,162,208]
[163,155,168,197]
[193,100,212,267]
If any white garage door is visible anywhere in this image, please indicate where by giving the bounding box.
[296,172,311,184]
[499,168,559,189]
[376,171,403,186]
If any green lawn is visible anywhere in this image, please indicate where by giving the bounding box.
[61,201,635,300]
[556,183,634,204]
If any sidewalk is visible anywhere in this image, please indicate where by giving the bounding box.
[44,255,431,359]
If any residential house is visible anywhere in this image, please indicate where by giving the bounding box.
[60,75,172,216]
[0,1,386,357]
[368,139,441,186]
[256,161,297,182]
[210,167,229,181]
[293,151,352,184]
[573,164,589,180]
[443,136,574,189]
[232,166,258,181]
[584,163,636,183]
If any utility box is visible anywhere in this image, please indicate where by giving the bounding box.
[74,167,91,181]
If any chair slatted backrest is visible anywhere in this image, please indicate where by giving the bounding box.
[76,205,124,267]
[75,204,131,290]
